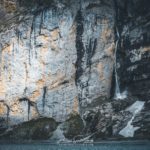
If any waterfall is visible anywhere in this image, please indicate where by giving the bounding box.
[114,39,120,97]
[114,27,127,99]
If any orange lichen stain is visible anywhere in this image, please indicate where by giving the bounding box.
[38,35,49,43]
[39,60,46,68]
[30,107,39,119]
[10,101,20,114]
[30,90,41,102]
[0,81,6,97]
[69,25,76,37]
[142,46,150,52]
[50,28,60,41]
[2,44,12,54]
[105,43,115,57]
[101,28,112,42]
[36,79,45,88]
[50,41,58,51]
[48,72,66,90]
[97,63,105,80]
[4,1,16,13]
[0,102,6,115]
[73,96,79,113]
[41,47,49,52]
[39,48,49,66]
[49,81,60,89]
[49,28,60,51]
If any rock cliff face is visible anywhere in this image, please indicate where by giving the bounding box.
[113,0,150,100]
[0,0,115,124]
[0,0,150,141]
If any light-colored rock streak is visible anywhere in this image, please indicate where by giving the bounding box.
[119,100,145,137]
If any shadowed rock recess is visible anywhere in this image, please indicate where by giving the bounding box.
[0,0,150,141]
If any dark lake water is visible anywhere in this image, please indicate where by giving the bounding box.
[0,141,150,150]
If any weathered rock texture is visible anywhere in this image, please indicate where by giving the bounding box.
[0,0,115,125]
[0,0,150,141]
[113,0,150,100]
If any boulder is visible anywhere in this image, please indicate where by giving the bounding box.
[0,117,57,140]
[62,112,84,140]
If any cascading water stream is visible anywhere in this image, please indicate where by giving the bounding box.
[114,39,120,98]
[114,27,127,99]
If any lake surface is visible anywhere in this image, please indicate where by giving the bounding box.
[0,141,150,150]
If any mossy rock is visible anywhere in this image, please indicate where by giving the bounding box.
[0,117,57,140]
[62,112,84,139]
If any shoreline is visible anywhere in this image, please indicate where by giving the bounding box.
[0,139,149,145]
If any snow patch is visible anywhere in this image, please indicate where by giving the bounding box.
[119,100,145,137]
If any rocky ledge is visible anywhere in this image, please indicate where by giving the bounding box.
[0,98,149,142]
